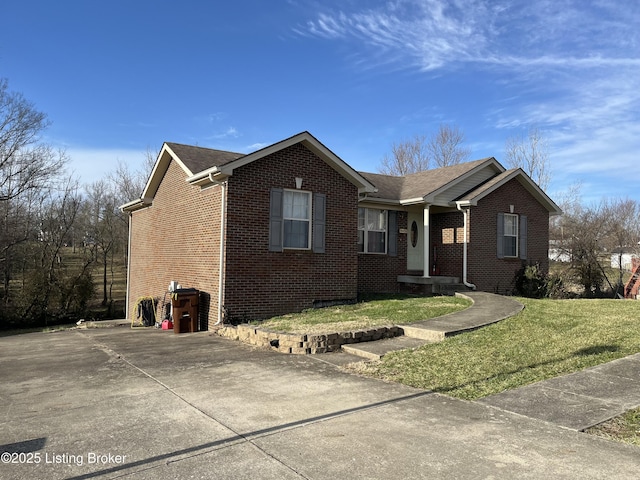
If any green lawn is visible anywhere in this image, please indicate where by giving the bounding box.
[254,295,471,334]
[354,298,640,400]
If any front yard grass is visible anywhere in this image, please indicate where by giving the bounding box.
[354,298,640,401]
[585,407,640,447]
[254,294,471,334]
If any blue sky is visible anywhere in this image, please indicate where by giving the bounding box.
[2,0,639,203]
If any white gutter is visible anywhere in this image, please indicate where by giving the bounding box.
[120,197,150,213]
[187,166,221,186]
[210,173,227,325]
[456,203,477,290]
[399,197,426,206]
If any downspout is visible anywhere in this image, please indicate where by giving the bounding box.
[209,173,227,325]
[457,203,477,290]
[125,212,133,319]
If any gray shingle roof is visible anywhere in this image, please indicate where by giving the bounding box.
[360,158,494,201]
[357,171,404,199]
[165,142,245,175]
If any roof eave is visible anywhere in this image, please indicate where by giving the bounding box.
[120,198,151,213]
[215,131,377,193]
[421,157,505,201]
[359,197,401,206]
[140,143,195,200]
[458,169,563,215]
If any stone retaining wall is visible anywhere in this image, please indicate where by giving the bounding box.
[216,324,403,354]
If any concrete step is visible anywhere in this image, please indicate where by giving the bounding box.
[432,283,469,295]
[341,336,430,361]
[398,324,447,342]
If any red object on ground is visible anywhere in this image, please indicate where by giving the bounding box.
[162,319,173,330]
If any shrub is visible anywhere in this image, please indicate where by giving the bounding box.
[515,263,569,299]
[515,264,548,298]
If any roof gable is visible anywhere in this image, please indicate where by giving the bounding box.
[139,142,245,203]
[360,157,504,206]
[456,168,562,215]
[121,132,377,212]
[165,143,244,174]
[186,131,376,194]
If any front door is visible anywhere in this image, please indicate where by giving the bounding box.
[407,211,424,271]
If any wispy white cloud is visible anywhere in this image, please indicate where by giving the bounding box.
[297,1,488,70]
[298,0,640,199]
[245,142,270,151]
[211,127,240,139]
[297,0,640,72]
[206,112,227,122]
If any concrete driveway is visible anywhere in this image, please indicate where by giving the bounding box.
[1,327,638,479]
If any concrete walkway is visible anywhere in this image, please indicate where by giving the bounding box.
[342,291,524,360]
[480,353,640,431]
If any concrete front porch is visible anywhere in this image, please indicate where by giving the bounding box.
[397,274,469,295]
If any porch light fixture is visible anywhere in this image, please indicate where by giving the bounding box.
[295,177,303,189]
[510,204,515,213]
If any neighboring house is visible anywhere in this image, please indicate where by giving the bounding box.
[549,240,571,263]
[611,249,638,271]
[121,131,561,329]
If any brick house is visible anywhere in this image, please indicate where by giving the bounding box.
[121,131,561,329]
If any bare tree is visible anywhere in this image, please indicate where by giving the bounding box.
[0,79,65,202]
[85,180,125,308]
[554,193,640,297]
[379,124,471,175]
[601,197,640,293]
[504,127,551,191]
[108,147,156,203]
[427,124,471,168]
[550,180,582,246]
[0,79,71,325]
[561,200,610,297]
[379,134,429,175]
[18,177,94,325]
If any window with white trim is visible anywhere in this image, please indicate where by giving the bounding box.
[283,190,311,249]
[502,213,518,257]
[358,207,387,253]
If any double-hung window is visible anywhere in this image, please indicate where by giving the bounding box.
[502,213,518,257]
[269,188,326,253]
[358,208,387,253]
[283,190,311,249]
[497,212,527,259]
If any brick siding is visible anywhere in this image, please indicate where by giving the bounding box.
[128,160,221,329]
[468,178,550,294]
[222,143,359,321]
[431,211,464,278]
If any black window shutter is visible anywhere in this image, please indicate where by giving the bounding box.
[269,188,283,252]
[313,193,326,253]
[388,210,398,257]
[519,215,528,260]
[497,212,504,259]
